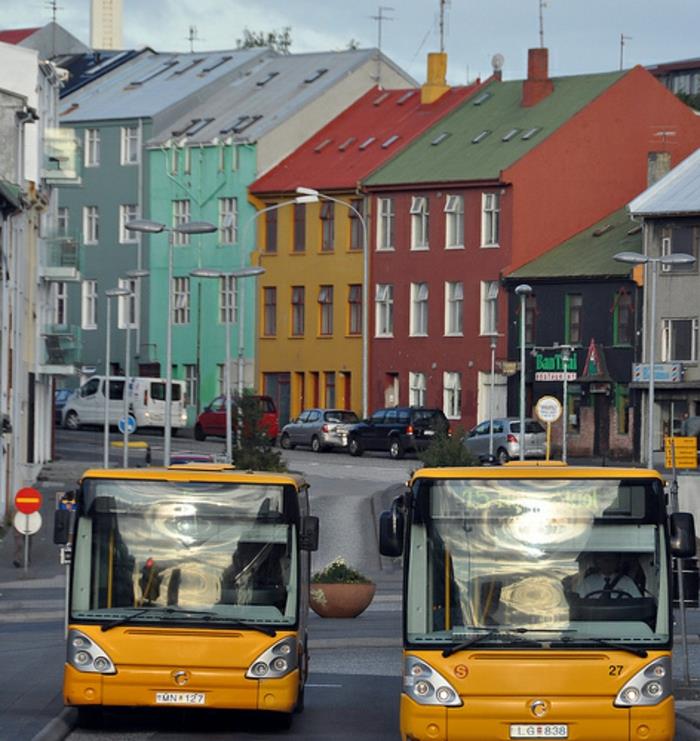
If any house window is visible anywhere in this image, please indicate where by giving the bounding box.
[265,206,278,254]
[218,197,237,244]
[525,294,537,345]
[445,194,464,249]
[120,125,140,165]
[291,286,305,336]
[410,196,429,250]
[170,147,178,175]
[119,204,139,243]
[615,384,630,435]
[184,364,198,409]
[443,371,462,419]
[172,200,191,245]
[172,277,190,324]
[409,371,426,406]
[83,205,99,244]
[57,207,69,236]
[481,192,500,247]
[445,281,463,335]
[565,294,583,345]
[117,278,138,329]
[81,279,97,330]
[318,285,333,336]
[293,203,305,252]
[661,226,698,272]
[613,289,633,345]
[348,284,362,335]
[480,280,499,335]
[320,202,334,252]
[324,371,336,407]
[217,364,225,395]
[349,198,365,251]
[263,287,277,336]
[51,281,67,325]
[661,318,698,361]
[220,275,236,324]
[410,282,429,336]
[377,197,395,250]
[375,284,394,336]
[84,128,100,167]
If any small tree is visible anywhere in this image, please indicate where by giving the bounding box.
[420,429,479,468]
[232,390,287,472]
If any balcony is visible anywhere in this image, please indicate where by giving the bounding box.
[39,324,82,375]
[40,235,81,281]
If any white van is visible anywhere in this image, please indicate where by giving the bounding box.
[61,376,188,433]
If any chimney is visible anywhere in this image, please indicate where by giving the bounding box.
[522,48,554,107]
[421,52,449,104]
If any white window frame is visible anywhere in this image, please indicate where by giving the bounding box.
[120,125,141,165]
[83,205,99,245]
[217,363,225,395]
[318,285,334,336]
[119,204,139,243]
[50,281,67,325]
[443,371,462,419]
[410,282,429,336]
[377,197,395,251]
[410,196,429,250]
[81,279,97,330]
[445,281,464,336]
[409,371,427,407]
[661,317,698,361]
[219,196,238,244]
[219,275,237,324]
[184,363,198,408]
[481,192,500,247]
[375,283,394,337]
[480,280,499,335]
[57,207,69,236]
[173,276,190,324]
[444,194,464,249]
[84,128,100,167]
[172,200,191,245]
[117,278,137,329]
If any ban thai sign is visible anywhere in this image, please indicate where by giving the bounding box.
[534,351,578,382]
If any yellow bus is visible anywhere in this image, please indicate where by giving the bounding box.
[53,464,318,726]
[379,464,696,741]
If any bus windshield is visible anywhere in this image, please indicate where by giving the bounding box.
[71,480,298,627]
[406,477,670,648]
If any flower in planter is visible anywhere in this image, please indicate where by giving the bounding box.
[309,558,376,618]
[311,557,373,585]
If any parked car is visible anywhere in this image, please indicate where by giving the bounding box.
[463,417,546,465]
[280,408,360,452]
[54,388,73,425]
[346,407,450,459]
[194,395,279,443]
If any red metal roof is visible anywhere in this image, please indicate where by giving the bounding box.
[250,82,483,195]
[0,28,40,44]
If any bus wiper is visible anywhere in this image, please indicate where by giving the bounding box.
[553,636,648,658]
[442,628,542,657]
[101,607,220,632]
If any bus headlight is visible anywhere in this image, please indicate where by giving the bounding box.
[67,630,116,674]
[614,657,671,707]
[403,656,462,707]
[246,637,298,680]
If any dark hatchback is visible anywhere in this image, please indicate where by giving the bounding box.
[346,407,450,459]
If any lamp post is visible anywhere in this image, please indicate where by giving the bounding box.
[614,250,696,467]
[487,334,499,457]
[103,287,131,468]
[559,344,573,463]
[126,219,217,466]
[514,284,533,460]
[296,186,369,417]
[191,266,265,463]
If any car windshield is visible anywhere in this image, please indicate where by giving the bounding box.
[406,477,669,648]
[71,480,298,628]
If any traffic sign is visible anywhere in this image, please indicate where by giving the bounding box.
[15,487,43,515]
[13,510,42,535]
[535,396,562,424]
[118,414,137,434]
[664,436,698,469]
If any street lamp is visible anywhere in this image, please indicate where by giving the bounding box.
[559,344,573,463]
[191,266,265,463]
[514,284,533,460]
[486,334,500,458]
[103,287,131,468]
[296,186,369,417]
[614,250,696,468]
[125,219,217,466]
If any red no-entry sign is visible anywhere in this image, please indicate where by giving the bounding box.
[15,487,43,515]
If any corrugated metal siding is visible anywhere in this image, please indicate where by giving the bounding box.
[629,147,700,215]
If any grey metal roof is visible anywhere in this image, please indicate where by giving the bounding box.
[628,147,700,216]
[59,47,270,122]
[147,48,405,145]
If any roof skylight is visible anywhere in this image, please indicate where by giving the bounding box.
[129,60,178,86]
[173,59,204,76]
[314,138,332,153]
[256,71,279,87]
[199,56,233,75]
[431,132,451,146]
[381,134,399,148]
[502,128,520,142]
[472,130,491,144]
[473,91,492,106]
[338,136,356,151]
[304,68,328,83]
[521,127,541,140]
[397,90,416,105]
[373,92,390,106]
[359,136,376,150]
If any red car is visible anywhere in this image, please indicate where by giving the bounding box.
[194,395,279,443]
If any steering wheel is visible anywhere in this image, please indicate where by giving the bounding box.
[584,588,636,600]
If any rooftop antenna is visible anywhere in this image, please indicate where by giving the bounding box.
[439,0,451,53]
[186,25,202,53]
[619,33,633,70]
[45,0,63,58]
[538,0,548,48]
[370,5,394,85]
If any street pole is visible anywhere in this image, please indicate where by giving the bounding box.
[647,259,658,469]
[237,274,244,450]
[122,317,131,467]
[103,288,130,468]
[224,278,232,462]
[515,285,532,461]
[561,345,571,463]
[489,335,497,457]
[164,231,174,466]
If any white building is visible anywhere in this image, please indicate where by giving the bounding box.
[90,0,124,50]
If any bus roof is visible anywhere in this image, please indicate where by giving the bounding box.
[79,466,308,488]
[412,465,664,482]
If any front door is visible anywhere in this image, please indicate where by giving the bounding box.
[593,393,610,457]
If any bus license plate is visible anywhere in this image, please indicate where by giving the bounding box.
[510,724,568,738]
[155,692,205,705]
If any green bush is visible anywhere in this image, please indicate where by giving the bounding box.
[231,390,287,472]
[312,557,372,584]
[420,429,479,467]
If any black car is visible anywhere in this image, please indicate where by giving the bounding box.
[346,407,450,459]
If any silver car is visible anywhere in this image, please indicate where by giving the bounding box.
[279,408,360,453]
[463,417,546,465]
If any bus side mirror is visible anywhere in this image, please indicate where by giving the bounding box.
[54,509,73,545]
[670,512,696,558]
[300,515,319,551]
[379,506,404,557]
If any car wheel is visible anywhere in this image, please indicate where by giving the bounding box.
[64,411,80,431]
[280,433,294,450]
[348,436,363,457]
[194,424,206,441]
[496,448,510,465]
[171,428,179,437]
[311,435,324,453]
[389,438,404,460]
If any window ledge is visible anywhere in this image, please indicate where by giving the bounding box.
[410,245,430,252]
[445,244,465,250]
[376,247,395,252]
[444,332,464,338]
[480,243,500,249]
[375,334,394,339]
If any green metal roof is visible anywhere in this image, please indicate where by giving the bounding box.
[507,207,642,280]
[364,70,625,186]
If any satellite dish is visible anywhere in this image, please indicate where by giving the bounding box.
[491,53,505,71]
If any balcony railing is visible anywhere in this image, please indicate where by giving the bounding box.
[40,235,81,281]
[41,324,82,370]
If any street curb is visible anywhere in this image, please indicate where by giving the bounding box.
[31,707,76,741]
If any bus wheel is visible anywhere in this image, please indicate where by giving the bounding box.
[76,706,103,728]
[273,711,293,729]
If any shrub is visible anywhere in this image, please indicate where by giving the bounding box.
[420,429,478,468]
[312,557,372,584]
[231,390,287,472]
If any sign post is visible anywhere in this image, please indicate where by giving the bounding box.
[13,487,43,573]
[535,396,562,462]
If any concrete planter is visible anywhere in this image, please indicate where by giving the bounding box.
[309,582,376,618]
